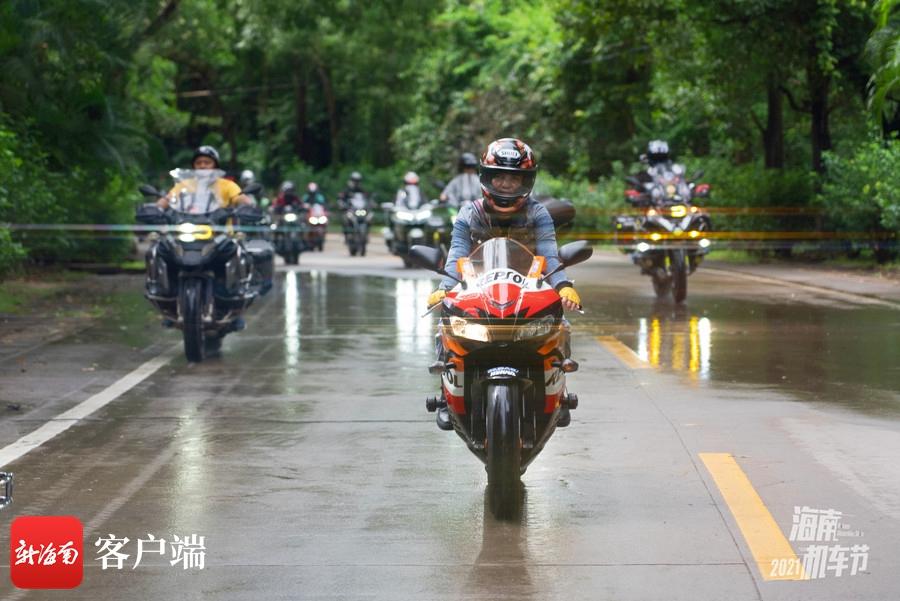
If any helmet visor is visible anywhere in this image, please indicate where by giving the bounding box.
[479,166,536,205]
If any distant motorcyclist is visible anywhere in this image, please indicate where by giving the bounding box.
[634,139,678,183]
[302,182,327,206]
[395,171,425,210]
[440,152,480,208]
[273,181,306,213]
[337,171,366,209]
[157,146,252,212]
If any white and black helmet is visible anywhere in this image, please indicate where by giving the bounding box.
[647,140,670,165]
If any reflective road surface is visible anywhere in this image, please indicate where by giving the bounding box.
[1,237,899,600]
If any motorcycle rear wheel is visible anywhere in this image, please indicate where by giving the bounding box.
[485,382,523,519]
[180,279,206,362]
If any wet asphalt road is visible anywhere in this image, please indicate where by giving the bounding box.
[1,235,899,600]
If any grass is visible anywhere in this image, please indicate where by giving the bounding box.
[0,269,90,314]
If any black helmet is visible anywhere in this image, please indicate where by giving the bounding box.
[647,140,670,165]
[479,138,538,213]
[192,145,220,168]
[459,152,478,171]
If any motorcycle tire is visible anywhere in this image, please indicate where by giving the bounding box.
[360,241,366,257]
[485,382,523,520]
[180,278,206,363]
[671,249,688,303]
[349,245,358,256]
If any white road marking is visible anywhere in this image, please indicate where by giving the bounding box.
[0,346,178,468]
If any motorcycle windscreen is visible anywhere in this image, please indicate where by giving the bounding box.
[467,238,535,279]
[350,193,367,209]
[403,185,423,209]
[167,168,227,214]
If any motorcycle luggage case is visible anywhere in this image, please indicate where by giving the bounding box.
[245,240,274,293]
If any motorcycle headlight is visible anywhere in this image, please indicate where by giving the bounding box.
[395,210,414,221]
[415,209,433,221]
[284,213,298,222]
[670,205,687,217]
[636,242,651,252]
[270,223,277,230]
[449,316,491,342]
[513,315,556,341]
[355,209,367,217]
[699,238,711,248]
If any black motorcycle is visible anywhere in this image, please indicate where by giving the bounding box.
[273,203,307,265]
[136,173,273,362]
[615,166,712,303]
[383,186,449,267]
[343,191,372,256]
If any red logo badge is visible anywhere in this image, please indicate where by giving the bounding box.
[10,516,83,589]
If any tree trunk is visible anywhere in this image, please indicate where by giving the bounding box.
[809,64,832,174]
[315,59,338,166]
[293,71,307,159]
[763,74,785,169]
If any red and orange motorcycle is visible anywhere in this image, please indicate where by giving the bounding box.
[410,238,592,517]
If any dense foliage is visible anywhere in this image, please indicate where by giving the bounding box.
[1,0,899,275]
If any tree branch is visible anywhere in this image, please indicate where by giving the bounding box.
[140,0,180,42]
[780,85,810,113]
[750,110,765,134]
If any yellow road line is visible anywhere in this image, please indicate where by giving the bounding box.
[597,336,650,369]
[700,453,806,581]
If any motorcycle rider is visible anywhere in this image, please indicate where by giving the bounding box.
[395,171,424,209]
[426,138,583,429]
[302,182,327,206]
[634,139,676,184]
[273,181,306,213]
[337,171,366,208]
[157,146,252,212]
[439,152,480,208]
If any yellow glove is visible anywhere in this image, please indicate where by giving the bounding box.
[559,286,582,309]
[428,289,447,307]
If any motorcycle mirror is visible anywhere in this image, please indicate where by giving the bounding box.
[139,184,162,198]
[558,240,594,267]
[135,203,166,223]
[408,245,445,272]
[380,202,395,211]
[242,182,263,196]
[690,169,705,182]
[433,180,446,191]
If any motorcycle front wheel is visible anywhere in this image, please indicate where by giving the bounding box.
[180,278,206,362]
[485,382,523,519]
[671,249,688,303]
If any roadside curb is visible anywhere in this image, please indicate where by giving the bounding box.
[702,264,900,309]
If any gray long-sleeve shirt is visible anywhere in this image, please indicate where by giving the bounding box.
[440,199,571,290]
